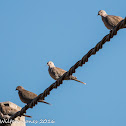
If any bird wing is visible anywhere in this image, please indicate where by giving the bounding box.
[22,90,38,100]
[49,67,67,80]
[52,67,66,77]
[106,15,123,27]
[56,67,75,80]
[56,67,66,76]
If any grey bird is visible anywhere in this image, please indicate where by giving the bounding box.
[0,104,32,118]
[16,86,51,105]
[47,61,86,84]
[98,10,126,30]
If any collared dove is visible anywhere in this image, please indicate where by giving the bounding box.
[98,10,126,30]
[47,61,86,84]
[0,104,31,118]
[16,86,51,105]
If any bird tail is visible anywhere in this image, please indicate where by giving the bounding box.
[23,115,32,118]
[38,100,51,105]
[74,78,86,85]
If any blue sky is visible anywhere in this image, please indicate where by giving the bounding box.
[0,0,126,126]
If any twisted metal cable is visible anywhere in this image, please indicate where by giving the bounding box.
[10,17,126,120]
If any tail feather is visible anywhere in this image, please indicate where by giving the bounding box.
[23,115,32,118]
[118,25,126,29]
[38,100,51,105]
[73,78,86,85]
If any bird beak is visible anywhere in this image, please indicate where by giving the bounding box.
[15,89,17,91]
[97,14,99,16]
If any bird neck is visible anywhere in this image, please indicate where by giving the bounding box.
[49,65,55,68]
[102,14,108,17]
[18,89,24,92]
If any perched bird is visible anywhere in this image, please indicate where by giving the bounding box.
[98,10,126,30]
[47,61,86,84]
[0,104,31,118]
[16,86,51,105]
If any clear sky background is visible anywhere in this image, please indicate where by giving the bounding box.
[0,0,126,126]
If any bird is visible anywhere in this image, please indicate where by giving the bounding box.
[0,104,32,118]
[16,86,51,105]
[98,10,126,30]
[47,61,86,84]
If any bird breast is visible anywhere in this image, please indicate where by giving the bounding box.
[48,68,57,80]
[18,92,29,103]
[102,17,113,29]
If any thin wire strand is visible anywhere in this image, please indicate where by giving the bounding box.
[10,18,126,120]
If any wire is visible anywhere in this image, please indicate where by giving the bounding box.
[10,17,126,120]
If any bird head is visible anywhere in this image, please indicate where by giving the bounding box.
[47,61,55,68]
[98,10,107,17]
[16,86,24,91]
